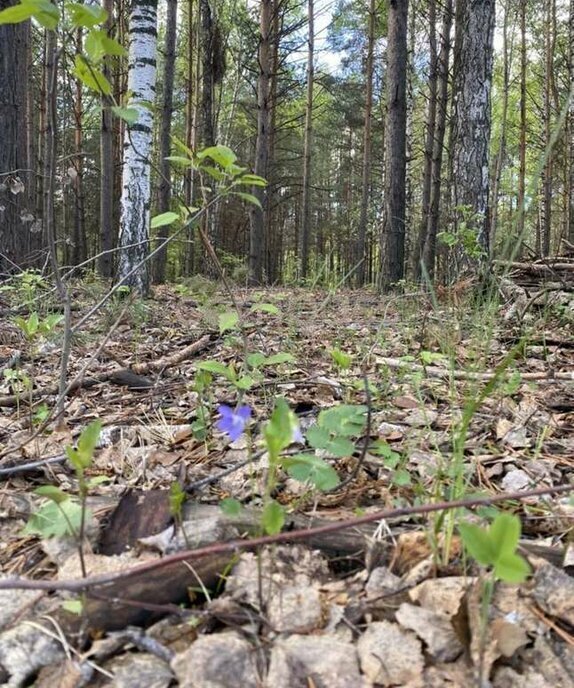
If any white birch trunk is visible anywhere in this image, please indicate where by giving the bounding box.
[117,0,158,295]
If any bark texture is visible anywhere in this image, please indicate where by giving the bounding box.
[0,0,29,273]
[249,0,272,284]
[451,0,495,260]
[117,0,158,295]
[380,0,409,289]
[299,0,314,279]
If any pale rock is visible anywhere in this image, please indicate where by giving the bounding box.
[395,602,463,662]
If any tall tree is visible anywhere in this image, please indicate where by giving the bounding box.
[99,0,115,277]
[539,0,554,256]
[421,0,452,278]
[117,0,158,294]
[154,0,178,283]
[451,0,495,259]
[414,0,437,279]
[569,0,574,241]
[0,0,29,273]
[249,0,272,284]
[380,0,409,289]
[490,0,512,251]
[356,0,376,286]
[516,0,527,251]
[299,0,314,279]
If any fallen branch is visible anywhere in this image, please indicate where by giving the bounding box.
[1,482,571,594]
[375,355,574,382]
[0,334,215,407]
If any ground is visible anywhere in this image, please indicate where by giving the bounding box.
[0,280,572,686]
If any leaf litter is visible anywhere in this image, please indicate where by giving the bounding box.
[0,283,572,686]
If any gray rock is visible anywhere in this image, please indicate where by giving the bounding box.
[357,620,424,687]
[266,635,368,688]
[109,653,173,688]
[0,622,64,687]
[171,632,260,688]
[267,585,323,633]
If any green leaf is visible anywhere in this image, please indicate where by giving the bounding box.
[169,482,186,516]
[165,155,194,167]
[220,497,242,516]
[86,475,110,488]
[151,211,179,229]
[231,191,262,209]
[23,499,85,538]
[262,352,294,366]
[489,513,521,558]
[392,469,412,486]
[250,302,279,315]
[235,174,267,187]
[246,352,266,368]
[494,552,531,583]
[0,2,37,24]
[262,499,284,535]
[66,420,101,472]
[218,311,239,334]
[329,348,352,370]
[61,599,84,615]
[198,145,237,169]
[111,106,139,124]
[35,485,69,504]
[306,425,330,450]
[459,522,496,566]
[0,0,59,29]
[282,454,340,491]
[73,55,112,95]
[264,399,298,458]
[235,375,255,390]
[68,3,107,28]
[319,405,367,437]
[197,360,232,378]
[200,165,226,182]
[323,436,355,458]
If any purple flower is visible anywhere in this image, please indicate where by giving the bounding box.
[216,404,252,441]
[291,423,304,444]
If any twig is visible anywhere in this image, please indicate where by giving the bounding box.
[0,482,571,593]
[375,355,574,382]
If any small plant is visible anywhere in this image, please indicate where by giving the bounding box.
[24,420,104,578]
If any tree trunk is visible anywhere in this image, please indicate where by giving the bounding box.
[72,27,86,267]
[569,0,574,242]
[540,0,554,256]
[249,0,272,284]
[413,0,437,280]
[490,0,512,254]
[451,0,495,262]
[117,0,158,295]
[516,0,526,254]
[299,0,314,279]
[356,0,375,286]
[99,0,115,278]
[153,0,177,283]
[422,0,452,279]
[380,0,409,290]
[0,0,30,273]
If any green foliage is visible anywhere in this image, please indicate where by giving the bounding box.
[281,454,340,491]
[65,420,102,475]
[459,513,531,583]
[329,347,353,370]
[219,497,242,516]
[23,492,85,538]
[262,499,284,535]
[14,312,62,341]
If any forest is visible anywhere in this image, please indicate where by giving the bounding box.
[0,0,573,686]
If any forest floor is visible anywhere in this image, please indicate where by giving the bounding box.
[0,277,573,686]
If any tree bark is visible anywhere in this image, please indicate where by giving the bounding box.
[117,0,158,295]
[249,0,272,284]
[0,0,30,273]
[153,0,177,283]
[299,0,314,279]
[422,0,452,280]
[356,0,375,286]
[99,0,115,278]
[380,0,409,290]
[516,0,526,254]
[451,0,495,261]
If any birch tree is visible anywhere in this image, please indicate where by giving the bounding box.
[117,0,158,295]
